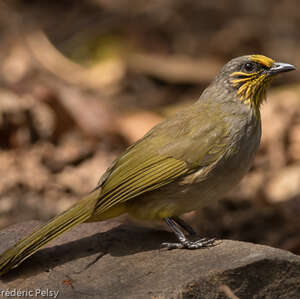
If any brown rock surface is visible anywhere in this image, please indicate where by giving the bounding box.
[0,219,300,298]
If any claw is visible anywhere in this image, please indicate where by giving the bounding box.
[161,242,184,250]
[163,218,220,250]
[161,238,219,250]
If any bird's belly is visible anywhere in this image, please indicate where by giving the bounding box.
[127,171,243,221]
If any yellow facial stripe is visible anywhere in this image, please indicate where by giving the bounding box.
[250,55,274,68]
[231,71,259,86]
[231,71,253,77]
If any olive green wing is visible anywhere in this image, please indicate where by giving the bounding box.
[95,155,189,213]
[95,103,229,213]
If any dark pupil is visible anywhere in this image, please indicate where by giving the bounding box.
[244,62,254,72]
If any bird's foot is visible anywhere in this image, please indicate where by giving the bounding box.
[161,237,218,250]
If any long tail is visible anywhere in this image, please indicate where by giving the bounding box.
[0,189,101,276]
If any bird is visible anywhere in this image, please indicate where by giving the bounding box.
[0,54,295,276]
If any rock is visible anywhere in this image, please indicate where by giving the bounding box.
[0,219,300,299]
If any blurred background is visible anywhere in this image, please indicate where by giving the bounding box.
[0,1,299,254]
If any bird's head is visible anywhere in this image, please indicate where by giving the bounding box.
[215,54,295,111]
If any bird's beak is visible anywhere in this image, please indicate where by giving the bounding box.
[269,62,296,76]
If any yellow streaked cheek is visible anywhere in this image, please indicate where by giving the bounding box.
[235,75,269,106]
[231,71,258,86]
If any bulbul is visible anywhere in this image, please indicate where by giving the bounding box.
[0,54,295,276]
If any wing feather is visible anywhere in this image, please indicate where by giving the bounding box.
[95,157,188,213]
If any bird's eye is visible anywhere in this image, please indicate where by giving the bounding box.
[243,62,256,72]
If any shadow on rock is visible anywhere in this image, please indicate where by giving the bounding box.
[1,223,173,281]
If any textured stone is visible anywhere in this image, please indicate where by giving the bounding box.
[0,219,299,298]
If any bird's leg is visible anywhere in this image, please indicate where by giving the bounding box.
[171,216,197,236]
[161,217,217,250]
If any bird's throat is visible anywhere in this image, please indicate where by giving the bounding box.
[232,73,272,113]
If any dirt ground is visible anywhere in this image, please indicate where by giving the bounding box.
[0,1,299,254]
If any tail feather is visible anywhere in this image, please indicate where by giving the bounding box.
[0,189,100,276]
